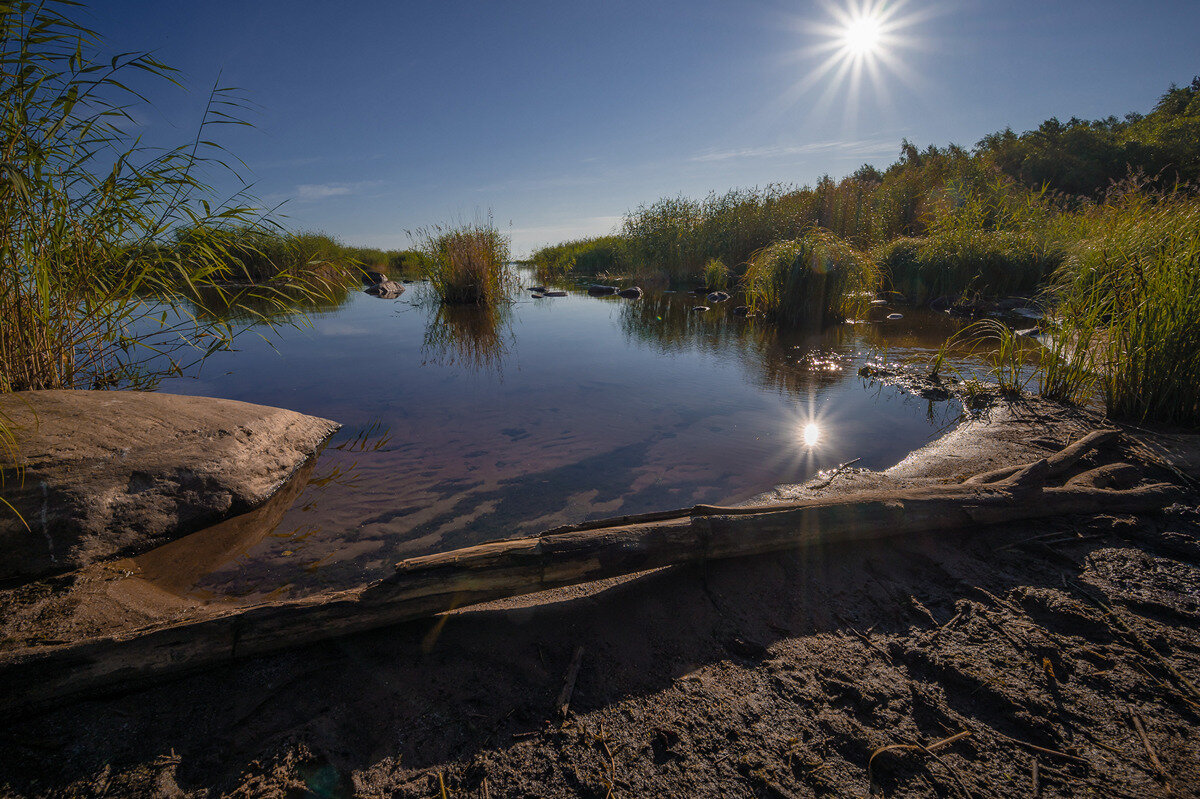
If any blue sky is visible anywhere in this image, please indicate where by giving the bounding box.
[93,1,1199,256]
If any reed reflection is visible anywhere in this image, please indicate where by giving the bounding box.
[617,290,861,396]
[187,277,356,324]
[421,300,512,373]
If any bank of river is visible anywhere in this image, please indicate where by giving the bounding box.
[3,397,1198,798]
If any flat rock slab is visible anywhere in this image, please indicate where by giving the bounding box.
[0,390,339,580]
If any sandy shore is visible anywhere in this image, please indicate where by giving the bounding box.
[2,399,1198,798]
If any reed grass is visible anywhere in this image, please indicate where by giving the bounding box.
[952,320,1038,396]
[416,217,513,305]
[877,229,1058,303]
[1043,191,1200,425]
[0,1,345,392]
[742,231,874,326]
[703,257,730,290]
[530,236,625,281]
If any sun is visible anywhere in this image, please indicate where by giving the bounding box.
[842,14,883,56]
[782,0,923,125]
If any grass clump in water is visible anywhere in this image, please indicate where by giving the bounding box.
[417,217,513,305]
[742,231,874,327]
[703,257,730,290]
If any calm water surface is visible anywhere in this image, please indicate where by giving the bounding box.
[152,273,969,600]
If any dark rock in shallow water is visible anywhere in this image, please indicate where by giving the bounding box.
[530,285,547,293]
[588,284,618,296]
[617,287,643,299]
[886,313,904,320]
[402,279,414,284]
[692,305,710,312]
[706,291,730,303]
[542,290,567,297]
[365,280,404,297]
[0,390,339,580]
[530,293,544,299]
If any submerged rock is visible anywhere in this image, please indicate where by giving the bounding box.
[365,280,404,297]
[692,305,710,312]
[0,390,339,580]
[617,287,643,299]
[530,293,544,299]
[706,291,730,303]
[542,290,568,297]
[887,313,904,320]
[588,285,618,296]
[530,285,547,292]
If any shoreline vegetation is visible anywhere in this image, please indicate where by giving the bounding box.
[0,1,428,394]
[530,80,1200,427]
[2,0,1193,426]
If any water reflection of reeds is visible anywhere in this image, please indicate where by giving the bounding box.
[421,301,512,373]
[618,292,973,398]
[186,278,356,324]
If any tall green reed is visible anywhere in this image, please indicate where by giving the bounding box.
[0,1,333,392]
[1044,190,1200,425]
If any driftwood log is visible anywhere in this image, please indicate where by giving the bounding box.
[0,430,1180,714]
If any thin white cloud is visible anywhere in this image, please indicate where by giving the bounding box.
[691,138,896,163]
[288,180,384,202]
[296,183,353,200]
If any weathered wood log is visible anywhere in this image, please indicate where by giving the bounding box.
[0,431,1176,714]
[965,429,1120,485]
[0,476,1179,715]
